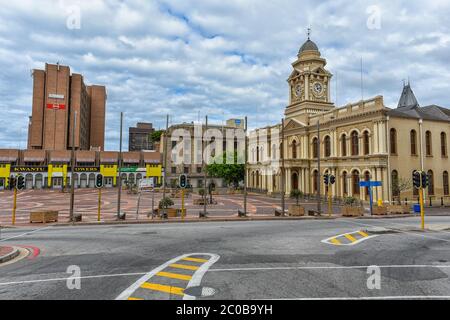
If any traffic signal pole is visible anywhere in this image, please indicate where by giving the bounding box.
[12,187,17,225]
[69,111,76,223]
[419,187,425,230]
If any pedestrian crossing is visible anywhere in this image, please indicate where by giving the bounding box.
[322,230,377,246]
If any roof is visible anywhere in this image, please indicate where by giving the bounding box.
[397,83,419,109]
[388,104,450,121]
[299,39,319,54]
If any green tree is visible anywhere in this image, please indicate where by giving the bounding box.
[206,152,245,188]
[159,197,174,209]
[290,189,303,205]
[151,130,164,143]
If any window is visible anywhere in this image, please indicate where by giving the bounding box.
[312,170,318,193]
[184,166,189,174]
[426,131,432,156]
[292,140,297,159]
[272,144,277,160]
[363,131,370,155]
[391,170,399,197]
[352,170,360,195]
[410,130,417,155]
[390,128,397,155]
[441,132,447,157]
[342,171,348,196]
[351,131,359,156]
[171,167,177,174]
[427,170,434,195]
[443,171,449,196]
[341,134,347,157]
[256,147,260,162]
[312,137,319,158]
[364,171,371,200]
[324,136,331,157]
[197,167,202,174]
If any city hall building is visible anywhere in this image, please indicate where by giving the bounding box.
[247,37,450,204]
[0,149,162,190]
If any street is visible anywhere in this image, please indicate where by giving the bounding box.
[1,216,450,300]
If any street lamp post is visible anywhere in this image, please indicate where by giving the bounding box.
[117,112,123,219]
[69,111,77,223]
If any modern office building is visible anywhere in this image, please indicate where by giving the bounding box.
[128,122,155,151]
[27,63,106,151]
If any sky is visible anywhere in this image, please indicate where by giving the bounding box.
[0,0,449,151]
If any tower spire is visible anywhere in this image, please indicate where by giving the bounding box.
[307,27,311,40]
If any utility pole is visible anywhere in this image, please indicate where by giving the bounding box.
[117,112,123,219]
[281,119,285,215]
[162,115,169,218]
[317,120,321,214]
[203,116,208,216]
[69,111,77,223]
[244,116,248,215]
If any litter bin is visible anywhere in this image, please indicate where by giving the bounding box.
[413,204,421,213]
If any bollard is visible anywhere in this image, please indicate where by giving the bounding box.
[429,197,432,207]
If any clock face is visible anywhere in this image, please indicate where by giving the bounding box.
[294,84,302,97]
[313,82,323,94]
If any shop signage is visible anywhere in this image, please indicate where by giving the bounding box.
[74,167,99,172]
[11,166,47,172]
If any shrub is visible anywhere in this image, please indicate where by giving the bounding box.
[343,196,357,207]
[290,189,303,205]
[159,197,174,209]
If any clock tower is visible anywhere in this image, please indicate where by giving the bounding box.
[285,35,334,124]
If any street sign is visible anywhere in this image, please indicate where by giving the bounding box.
[139,178,155,190]
[359,180,382,216]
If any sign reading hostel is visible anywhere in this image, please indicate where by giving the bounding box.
[12,166,47,172]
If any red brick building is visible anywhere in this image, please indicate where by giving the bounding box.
[27,63,106,151]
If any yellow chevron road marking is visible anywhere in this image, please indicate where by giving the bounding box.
[128,297,144,300]
[330,238,341,245]
[181,257,208,263]
[169,263,199,271]
[140,282,184,296]
[358,231,369,237]
[344,233,357,242]
[156,271,192,281]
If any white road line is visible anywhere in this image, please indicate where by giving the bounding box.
[115,253,220,300]
[0,226,52,242]
[340,219,450,243]
[184,253,220,300]
[0,272,147,286]
[321,230,377,246]
[208,264,450,272]
[260,296,450,300]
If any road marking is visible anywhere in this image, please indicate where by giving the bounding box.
[181,257,208,263]
[357,231,369,237]
[344,233,357,242]
[141,282,184,296]
[156,271,192,281]
[170,263,199,271]
[115,253,220,301]
[330,238,341,245]
[128,297,144,300]
[0,226,52,242]
[322,230,377,246]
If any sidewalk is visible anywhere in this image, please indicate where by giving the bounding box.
[0,246,19,264]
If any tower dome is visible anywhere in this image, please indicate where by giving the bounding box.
[298,39,319,54]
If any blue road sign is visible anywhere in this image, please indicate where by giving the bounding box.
[359,180,382,215]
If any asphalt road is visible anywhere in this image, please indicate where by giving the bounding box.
[1,216,450,300]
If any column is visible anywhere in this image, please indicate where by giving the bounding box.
[373,121,379,154]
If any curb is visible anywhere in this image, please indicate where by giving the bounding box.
[0,246,20,264]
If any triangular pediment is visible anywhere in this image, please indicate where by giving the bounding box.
[284,118,306,130]
[312,66,330,75]
[288,70,300,80]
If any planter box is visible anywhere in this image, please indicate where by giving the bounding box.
[387,205,410,214]
[288,205,305,216]
[372,206,388,215]
[30,211,59,223]
[341,206,363,217]
[193,198,206,205]
[156,208,178,218]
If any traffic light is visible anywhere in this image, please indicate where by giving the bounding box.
[96,174,104,188]
[179,174,187,189]
[329,175,336,185]
[16,175,25,190]
[323,174,329,185]
[421,171,429,188]
[413,170,421,188]
[8,176,16,189]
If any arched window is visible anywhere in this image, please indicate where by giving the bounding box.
[443,171,449,196]
[391,170,400,197]
[363,131,370,155]
[390,128,397,155]
[352,170,360,195]
[341,134,347,157]
[427,170,434,195]
[324,136,331,157]
[312,170,318,194]
[342,171,348,196]
[351,131,359,156]
[364,171,371,200]
[441,132,447,157]
[426,131,432,156]
[256,147,260,162]
[410,130,417,155]
[292,140,297,159]
[312,137,319,158]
